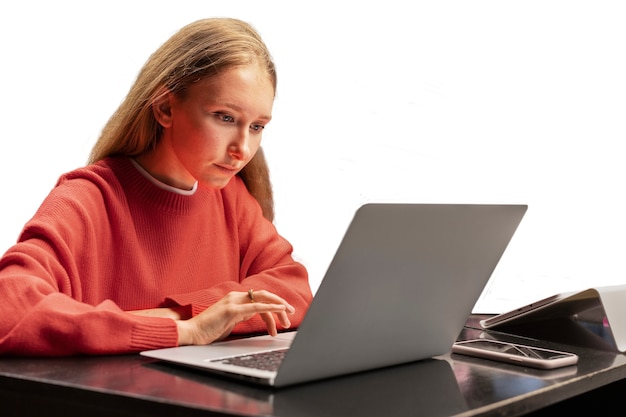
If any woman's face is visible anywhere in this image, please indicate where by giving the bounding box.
[146,64,275,190]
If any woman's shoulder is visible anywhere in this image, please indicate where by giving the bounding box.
[49,157,129,207]
[213,175,265,220]
[23,158,131,234]
[57,157,124,185]
[220,175,257,205]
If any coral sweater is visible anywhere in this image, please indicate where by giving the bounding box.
[0,157,312,356]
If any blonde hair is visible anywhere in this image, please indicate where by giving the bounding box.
[88,18,277,220]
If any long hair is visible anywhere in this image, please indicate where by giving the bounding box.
[88,18,276,221]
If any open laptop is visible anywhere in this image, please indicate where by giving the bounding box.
[478,285,624,330]
[141,203,527,387]
[479,291,582,329]
[479,284,626,352]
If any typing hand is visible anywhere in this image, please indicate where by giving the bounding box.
[176,290,295,346]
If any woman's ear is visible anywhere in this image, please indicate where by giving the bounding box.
[152,89,174,128]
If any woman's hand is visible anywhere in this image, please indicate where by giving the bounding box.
[175,290,295,346]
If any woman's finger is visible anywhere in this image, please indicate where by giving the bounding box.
[258,311,278,336]
[274,309,291,328]
[239,301,291,334]
[244,289,295,314]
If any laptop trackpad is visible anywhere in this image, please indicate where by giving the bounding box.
[204,331,297,359]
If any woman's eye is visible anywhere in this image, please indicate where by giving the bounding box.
[251,124,265,131]
[215,113,234,123]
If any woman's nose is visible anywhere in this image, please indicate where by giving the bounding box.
[228,130,251,161]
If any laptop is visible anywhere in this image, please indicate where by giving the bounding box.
[479,286,619,330]
[141,203,527,387]
[479,292,580,329]
[479,284,626,352]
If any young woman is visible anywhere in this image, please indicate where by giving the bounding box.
[0,18,313,356]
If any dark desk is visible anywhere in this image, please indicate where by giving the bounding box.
[2,316,626,417]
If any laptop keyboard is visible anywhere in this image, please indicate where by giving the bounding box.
[212,349,288,372]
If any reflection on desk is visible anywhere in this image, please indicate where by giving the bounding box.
[0,354,468,417]
[202,358,468,417]
[449,354,577,409]
[3,317,626,417]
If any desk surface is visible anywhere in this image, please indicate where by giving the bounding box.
[2,316,626,417]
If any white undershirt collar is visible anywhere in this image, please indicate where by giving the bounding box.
[130,158,198,196]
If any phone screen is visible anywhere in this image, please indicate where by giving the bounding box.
[452,339,579,369]
[461,340,571,360]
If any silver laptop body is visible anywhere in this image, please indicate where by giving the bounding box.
[141,203,527,387]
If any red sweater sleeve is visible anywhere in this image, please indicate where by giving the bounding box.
[0,226,179,356]
[0,161,177,355]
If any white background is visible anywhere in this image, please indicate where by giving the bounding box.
[1,1,625,313]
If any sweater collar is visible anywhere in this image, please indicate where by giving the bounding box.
[129,158,198,196]
[106,157,209,215]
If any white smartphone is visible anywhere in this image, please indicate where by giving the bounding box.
[452,339,579,369]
